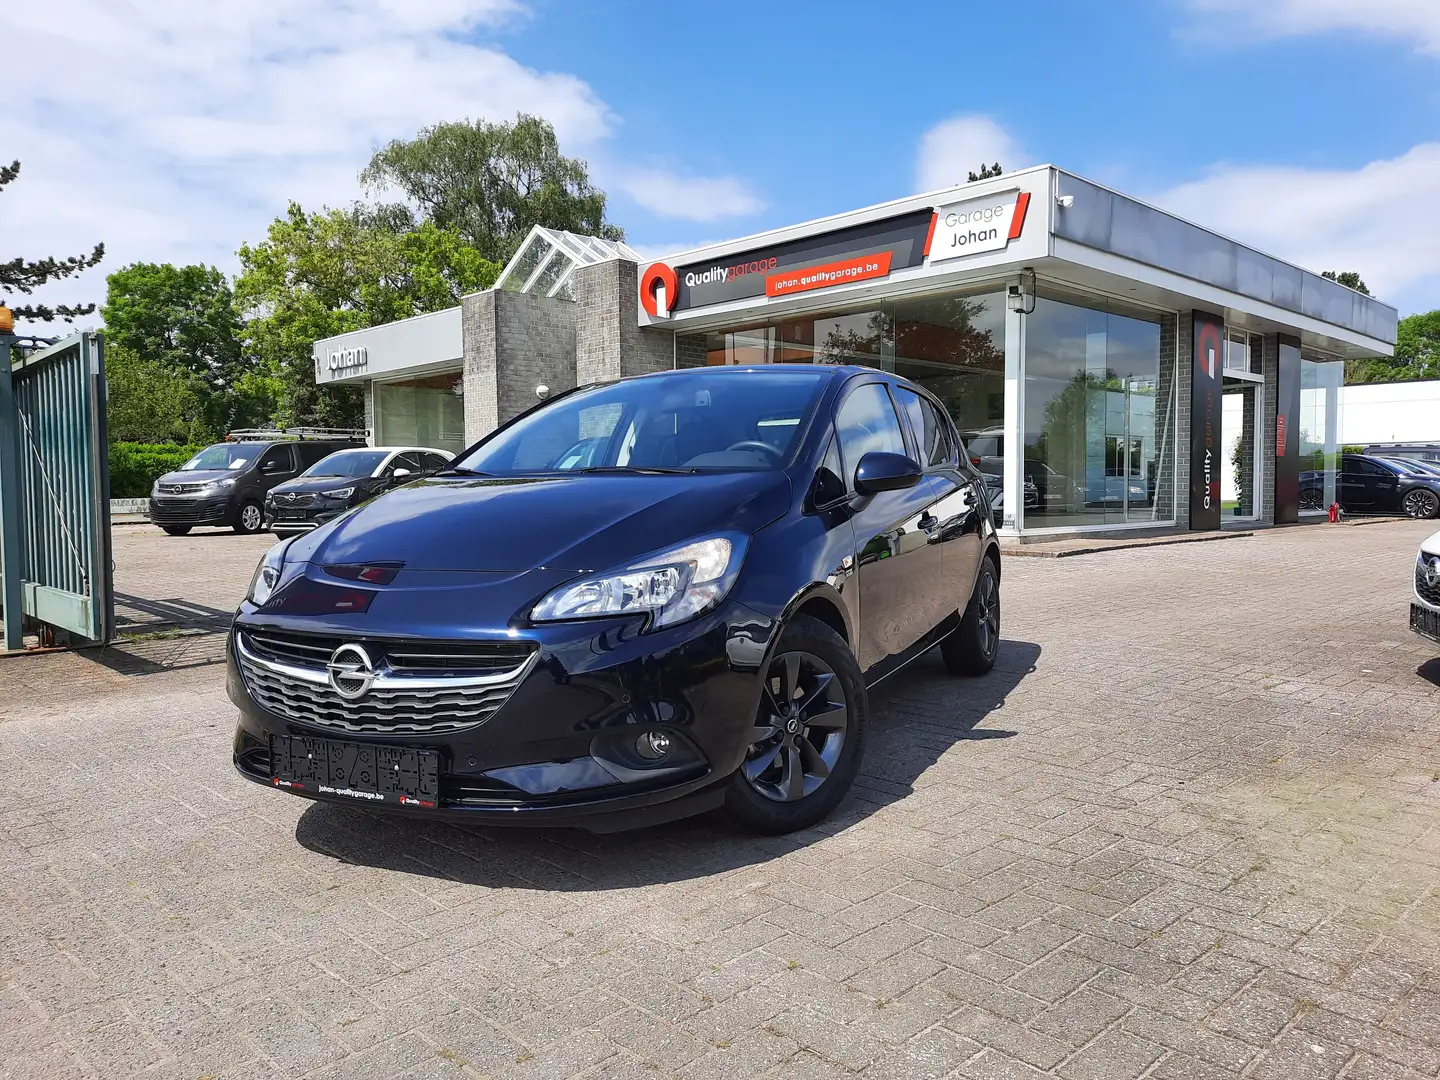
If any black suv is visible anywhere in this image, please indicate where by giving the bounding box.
[150,432,366,535]
[231,365,1001,834]
[1302,454,1440,519]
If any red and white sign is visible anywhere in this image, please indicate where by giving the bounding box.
[765,252,893,298]
[639,263,679,317]
[1276,414,1286,456]
[927,190,1031,264]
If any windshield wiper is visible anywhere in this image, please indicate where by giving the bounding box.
[435,466,492,477]
[574,465,697,475]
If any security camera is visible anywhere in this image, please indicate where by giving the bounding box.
[1055,194,1075,209]
[536,384,550,400]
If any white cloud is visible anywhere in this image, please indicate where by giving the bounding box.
[1152,143,1440,313]
[1185,0,1440,54]
[617,169,764,222]
[2,0,760,330]
[915,115,1023,194]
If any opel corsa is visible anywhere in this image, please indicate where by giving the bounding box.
[230,365,1002,833]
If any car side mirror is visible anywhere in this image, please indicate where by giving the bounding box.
[854,452,923,496]
[261,461,282,473]
[391,468,412,481]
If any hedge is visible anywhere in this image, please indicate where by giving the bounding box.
[109,442,206,499]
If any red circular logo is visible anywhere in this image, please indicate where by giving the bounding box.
[639,263,678,317]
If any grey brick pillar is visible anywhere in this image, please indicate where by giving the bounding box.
[571,260,675,383]
[1175,312,1193,530]
[1260,334,1279,525]
[460,289,578,442]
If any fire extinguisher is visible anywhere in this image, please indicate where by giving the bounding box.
[1328,502,1341,523]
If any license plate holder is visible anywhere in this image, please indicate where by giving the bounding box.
[1411,603,1440,645]
[270,735,440,808]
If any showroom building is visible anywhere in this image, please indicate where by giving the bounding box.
[310,165,1397,537]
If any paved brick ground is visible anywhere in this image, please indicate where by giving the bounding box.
[2,520,1439,1079]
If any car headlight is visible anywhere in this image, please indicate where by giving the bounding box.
[246,539,291,606]
[205,477,238,490]
[531,534,747,630]
[321,486,355,499]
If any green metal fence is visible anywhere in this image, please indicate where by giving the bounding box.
[0,332,113,649]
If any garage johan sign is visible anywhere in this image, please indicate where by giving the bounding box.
[640,187,1035,319]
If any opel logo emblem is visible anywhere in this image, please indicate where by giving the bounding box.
[1428,558,1440,588]
[327,643,375,700]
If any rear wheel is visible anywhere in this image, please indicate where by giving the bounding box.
[724,615,866,834]
[161,525,191,536]
[940,554,1000,676]
[233,501,264,534]
[1403,489,1440,519]
[1300,488,1325,512]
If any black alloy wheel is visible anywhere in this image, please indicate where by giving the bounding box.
[1300,488,1325,512]
[941,554,1000,676]
[743,651,848,803]
[234,501,265,534]
[724,614,866,834]
[1403,489,1440,520]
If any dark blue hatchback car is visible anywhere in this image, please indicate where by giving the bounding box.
[230,365,1002,833]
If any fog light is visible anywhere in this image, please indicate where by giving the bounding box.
[636,730,672,760]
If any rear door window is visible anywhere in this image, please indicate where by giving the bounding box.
[895,388,952,469]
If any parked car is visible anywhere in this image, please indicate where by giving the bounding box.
[959,427,1082,515]
[1364,443,1440,465]
[265,446,454,538]
[230,365,1001,834]
[1301,454,1440,519]
[1413,530,1440,648]
[149,430,367,535]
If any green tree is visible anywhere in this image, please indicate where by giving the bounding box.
[968,162,1003,182]
[104,344,214,444]
[1,160,105,323]
[101,262,245,433]
[235,203,500,428]
[1321,269,1370,295]
[1344,308,1440,384]
[361,113,624,263]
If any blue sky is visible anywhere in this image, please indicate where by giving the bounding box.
[7,0,1440,320]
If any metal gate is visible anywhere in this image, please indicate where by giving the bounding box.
[0,331,113,649]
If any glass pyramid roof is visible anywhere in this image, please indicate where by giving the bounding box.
[494,227,642,300]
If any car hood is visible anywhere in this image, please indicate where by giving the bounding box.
[1422,531,1440,559]
[157,470,241,485]
[284,471,792,572]
[270,475,378,496]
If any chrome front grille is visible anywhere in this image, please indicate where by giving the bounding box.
[1417,558,1440,607]
[159,482,206,494]
[236,628,537,734]
[272,492,316,507]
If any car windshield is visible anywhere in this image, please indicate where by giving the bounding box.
[181,443,265,471]
[453,369,830,476]
[1382,458,1440,477]
[302,449,389,478]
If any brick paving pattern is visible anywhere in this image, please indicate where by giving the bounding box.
[2,520,1439,1078]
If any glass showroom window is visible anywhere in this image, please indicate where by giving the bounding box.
[374,374,467,455]
[1300,358,1344,514]
[1022,292,1176,528]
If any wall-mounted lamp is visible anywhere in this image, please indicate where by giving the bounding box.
[1007,268,1037,315]
[536,384,551,401]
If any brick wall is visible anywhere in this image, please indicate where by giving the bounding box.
[1260,334,1279,525]
[1238,386,1256,517]
[676,333,708,369]
[1155,314,1179,524]
[572,261,674,383]
[1175,312,1193,530]
[461,289,578,442]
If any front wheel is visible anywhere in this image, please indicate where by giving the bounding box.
[233,501,265,534]
[723,615,866,834]
[1403,489,1440,520]
[161,525,191,536]
[941,554,1000,676]
[1300,488,1325,512]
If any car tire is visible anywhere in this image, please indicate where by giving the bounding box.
[233,501,265,535]
[723,614,867,835]
[1403,489,1440,519]
[1300,488,1325,512]
[940,553,1000,677]
[161,525,191,536]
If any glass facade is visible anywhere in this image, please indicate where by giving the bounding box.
[681,280,1182,532]
[1022,293,1176,527]
[374,373,467,455]
[1299,358,1344,514]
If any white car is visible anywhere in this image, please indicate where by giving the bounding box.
[1413,530,1440,647]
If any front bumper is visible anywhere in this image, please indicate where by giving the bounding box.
[266,503,349,536]
[150,495,232,526]
[228,598,778,830]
